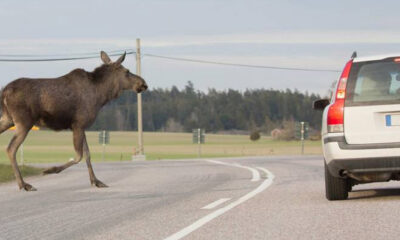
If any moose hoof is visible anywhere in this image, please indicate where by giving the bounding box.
[21,183,37,191]
[43,166,62,175]
[92,179,108,188]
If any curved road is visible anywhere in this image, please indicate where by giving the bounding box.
[0,156,400,239]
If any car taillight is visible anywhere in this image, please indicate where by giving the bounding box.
[327,60,352,133]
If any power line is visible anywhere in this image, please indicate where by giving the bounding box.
[144,53,341,73]
[0,49,341,72]
[0,49,135,57]
[0,50,135,62]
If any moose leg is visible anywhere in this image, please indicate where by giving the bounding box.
[43,128,84,174]
[0,117,13,134]
[7,125,35,191]
[83,136,108,188]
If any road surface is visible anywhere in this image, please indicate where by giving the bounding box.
[1,156,400,240]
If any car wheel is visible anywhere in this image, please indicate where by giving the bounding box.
[325,161,349,200]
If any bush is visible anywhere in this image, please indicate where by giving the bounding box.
[271,128,283,140]
[250,131,261,141]
[279,120,296,141]
[271,120,296,141]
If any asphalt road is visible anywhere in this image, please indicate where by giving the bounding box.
[1,156,400,240]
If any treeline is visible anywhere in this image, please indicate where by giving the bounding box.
[90,82,323,133]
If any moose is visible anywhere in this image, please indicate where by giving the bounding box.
[0,51,148,191]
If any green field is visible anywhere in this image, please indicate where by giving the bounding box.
[0,130,322,164]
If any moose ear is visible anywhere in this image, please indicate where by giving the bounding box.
[115,52,126,66]
[100,51,112,64]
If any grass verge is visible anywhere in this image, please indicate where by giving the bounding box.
[0,164,43,183]
[0,131,322,163]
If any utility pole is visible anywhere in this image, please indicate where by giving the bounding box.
[136,38,144,156]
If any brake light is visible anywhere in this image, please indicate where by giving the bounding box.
[394,58,400,62]
[327,60,352,133]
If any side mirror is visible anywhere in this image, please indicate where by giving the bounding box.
[313,99,330,110]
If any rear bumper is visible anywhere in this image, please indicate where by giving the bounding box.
[323,135,400,177]
[327,157,400,178]
[324,136,400,150]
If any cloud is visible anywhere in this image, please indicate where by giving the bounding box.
[145,30,400,46]
[1,30,400,52]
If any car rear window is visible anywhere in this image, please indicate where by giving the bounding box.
[346,59,400,106]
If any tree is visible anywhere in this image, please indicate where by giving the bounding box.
[88,87,323,133]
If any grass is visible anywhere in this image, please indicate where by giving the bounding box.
[0,130,322,183]
[0,164,43,183]
[0,130,322,164]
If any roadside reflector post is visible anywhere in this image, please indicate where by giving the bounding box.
[301,122,305,155]
[198,128,201,158]
[193,128,205,158]
[102,130,106,161]
[295,122,308,155]
[99,130,110,161]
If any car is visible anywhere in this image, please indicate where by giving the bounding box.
[314,52,400,200]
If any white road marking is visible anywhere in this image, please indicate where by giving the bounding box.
[163,162,275,240]
[201,198,231,210]
[207,159,260,182]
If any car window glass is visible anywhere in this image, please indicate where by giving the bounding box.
[352,62,400,102]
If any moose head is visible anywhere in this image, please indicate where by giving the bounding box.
[100,51,148,93]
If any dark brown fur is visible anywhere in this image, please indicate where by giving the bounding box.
[0,51,147,191]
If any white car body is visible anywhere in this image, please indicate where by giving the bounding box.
[322,53,400,181]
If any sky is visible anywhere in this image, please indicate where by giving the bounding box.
[1,0,400,95]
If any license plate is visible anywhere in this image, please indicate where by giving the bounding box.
[386,114,400,126]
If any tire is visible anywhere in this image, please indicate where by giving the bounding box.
[325,161,349,200]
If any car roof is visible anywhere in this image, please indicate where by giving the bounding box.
[353,53,400,63]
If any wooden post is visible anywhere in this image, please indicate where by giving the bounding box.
[136,38,144,155]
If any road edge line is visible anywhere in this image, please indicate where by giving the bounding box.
[201,198,231,210]
[206,159,260,182]
[163,161,274,240]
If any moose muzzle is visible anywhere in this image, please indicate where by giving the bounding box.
[136,83,148,93]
